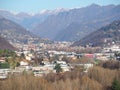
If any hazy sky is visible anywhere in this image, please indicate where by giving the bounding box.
[0,0,120,13]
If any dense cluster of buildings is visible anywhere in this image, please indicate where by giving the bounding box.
[0,41,120,79]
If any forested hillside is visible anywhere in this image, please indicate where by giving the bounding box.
[73,20,120,46]
[0,36,15,50]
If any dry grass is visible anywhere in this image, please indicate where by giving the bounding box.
[0,66,119,90]
[0,75,51,90]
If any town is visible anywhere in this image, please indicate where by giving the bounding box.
[0,40,120,79]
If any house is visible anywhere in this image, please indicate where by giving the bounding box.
[25,55,32,61]
[102,45,120,53]
[82,63,93,73]
[0,72,7,79]
[53,60,71,72]
[0,57,6,63]
[84,54,95,59]
[20,61,29,66]
[116,56,120,61]
[60,64,71,72]
[56,60,67,64]
[0,69,11,79]
[32,66,52,76]
[84,63,93,69]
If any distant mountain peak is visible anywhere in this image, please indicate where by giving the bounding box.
[33,4,120,41]
[40,9,49,14]
[54,8,69,12]
[16,12,32,18]
[88,3,100,7]
[39,8,69,15]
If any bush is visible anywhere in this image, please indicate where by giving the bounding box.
[111,78,120,90]
[0,62,10,69]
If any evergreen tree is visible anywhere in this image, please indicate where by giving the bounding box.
[111,78,120,90]
[54,63,62,73]
[20,53,25,59]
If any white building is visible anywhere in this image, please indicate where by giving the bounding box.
[20,61,29,66]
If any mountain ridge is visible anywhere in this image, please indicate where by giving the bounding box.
[33,4,120,41]
[72,20,120,47]
[0,36,15,50]
[0,4,120,42]
[0,8,68,30]
[0,17,41,44]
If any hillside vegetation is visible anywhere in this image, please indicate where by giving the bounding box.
[0,36,15,50]
[0,17,40,44]
[0,61,120,90]
[73,20,120,46]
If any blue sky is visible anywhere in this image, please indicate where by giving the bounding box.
[0,0,120,13]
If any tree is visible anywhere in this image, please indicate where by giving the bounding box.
[0,49,16,57]
[54,63,62,73]
[30,49,34,53]
[0,62,10,69]
[111,78,120,90]
[8,57,20,69]
[53,55,59,60]
[20,53,25,59]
